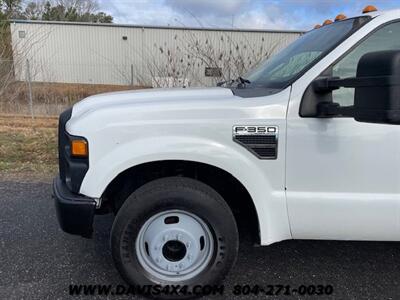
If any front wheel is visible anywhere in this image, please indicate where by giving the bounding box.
[110,177,239,298]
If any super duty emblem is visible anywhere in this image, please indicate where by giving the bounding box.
[233,125,278,135]
[233,126,278,159]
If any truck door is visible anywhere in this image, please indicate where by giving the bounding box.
[286,21,400,240]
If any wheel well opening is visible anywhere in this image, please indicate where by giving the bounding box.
[101,160,260,244]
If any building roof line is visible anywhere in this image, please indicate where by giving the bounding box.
[10,19,306,34]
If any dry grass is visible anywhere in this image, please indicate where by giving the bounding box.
[0,82,149,115]
[0,114,58,181]
[0,82,150,180]
[17,82,145,104]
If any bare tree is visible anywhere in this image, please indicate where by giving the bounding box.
[2,0,23,18]
[137,29,283,88]
[23,1,46,20]
[55,0,98,15]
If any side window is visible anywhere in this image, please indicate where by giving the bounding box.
[332,21,400,106]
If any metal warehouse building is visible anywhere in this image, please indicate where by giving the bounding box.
[10,20,303,87]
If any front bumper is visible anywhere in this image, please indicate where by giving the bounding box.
[53,176,96,238]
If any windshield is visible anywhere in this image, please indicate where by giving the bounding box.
[243,16,371,90]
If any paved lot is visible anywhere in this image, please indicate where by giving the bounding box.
[1,180,400,299]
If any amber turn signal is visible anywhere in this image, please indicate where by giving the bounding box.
[363,5,378,14]
[323,19,333,26]
[71,139,88,157]
[335,14,347,21]
[314,24,322,29]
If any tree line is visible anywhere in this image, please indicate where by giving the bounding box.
[0,0,113,23]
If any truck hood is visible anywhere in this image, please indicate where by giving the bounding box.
[71,87,235,118]
[67,85,291,136]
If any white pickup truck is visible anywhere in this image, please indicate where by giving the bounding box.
[53,7,400,297]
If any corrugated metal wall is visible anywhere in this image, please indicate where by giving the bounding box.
[10,21,303,87]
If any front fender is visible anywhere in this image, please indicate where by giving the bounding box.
[80,135,291,245]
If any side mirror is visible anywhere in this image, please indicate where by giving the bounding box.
[313,50,400,124]
[353,50,400,124]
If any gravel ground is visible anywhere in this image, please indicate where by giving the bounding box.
[1,180,400,299]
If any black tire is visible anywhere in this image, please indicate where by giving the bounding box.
[110,177,238,298]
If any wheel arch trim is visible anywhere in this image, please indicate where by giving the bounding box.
[79,139,291,245]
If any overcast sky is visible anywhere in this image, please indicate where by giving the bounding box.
[97,0,400,31]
